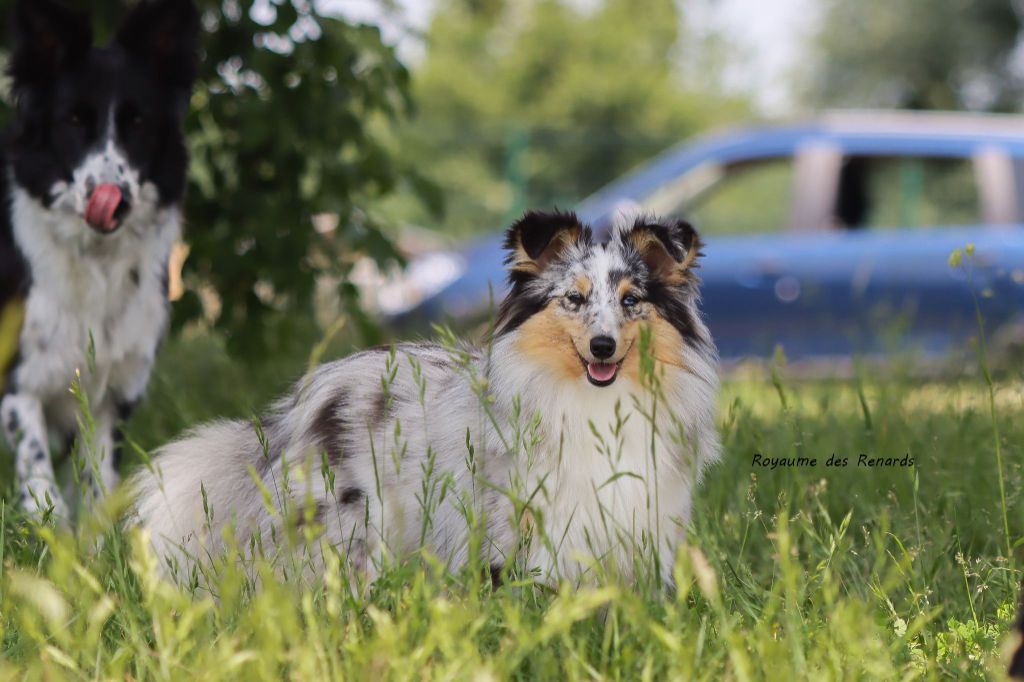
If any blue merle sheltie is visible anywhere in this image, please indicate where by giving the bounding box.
[0,0,198,518]
[134,211,721,586]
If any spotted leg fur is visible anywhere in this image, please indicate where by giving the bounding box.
[1,393,68,519]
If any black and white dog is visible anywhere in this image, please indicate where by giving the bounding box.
[0,0,198,518]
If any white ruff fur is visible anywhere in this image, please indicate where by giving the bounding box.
[490,337,719,582]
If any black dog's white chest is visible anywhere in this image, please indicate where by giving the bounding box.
[9,186,178,412]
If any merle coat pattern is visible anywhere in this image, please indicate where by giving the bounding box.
[0,0,198,518]
[134,211,721,587]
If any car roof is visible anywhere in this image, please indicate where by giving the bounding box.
[399,110,1024,323]
[815,109,1024,137]
[576,109,1024,224]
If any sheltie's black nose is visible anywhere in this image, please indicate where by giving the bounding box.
[590,336,616,360]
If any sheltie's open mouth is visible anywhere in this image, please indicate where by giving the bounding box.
[580,355,623,387]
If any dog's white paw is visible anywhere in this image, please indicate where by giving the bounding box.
[3,394,68,521]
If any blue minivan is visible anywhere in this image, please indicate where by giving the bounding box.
[389,111,1024,363]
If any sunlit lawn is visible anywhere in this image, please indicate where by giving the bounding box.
[0,327,1021,680]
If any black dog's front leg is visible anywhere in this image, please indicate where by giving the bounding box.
[1,392,68,519]
[80,405,122,505]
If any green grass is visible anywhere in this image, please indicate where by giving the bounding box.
[0,329,1021,680]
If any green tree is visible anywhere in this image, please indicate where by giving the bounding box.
[379,0,749,237]
[0,0,424,353]
[807,0,1023,111]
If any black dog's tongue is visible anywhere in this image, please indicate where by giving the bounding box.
[84,184,123,232]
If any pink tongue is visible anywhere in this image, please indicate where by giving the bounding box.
[85,184,123,232]
[587,362,617,382]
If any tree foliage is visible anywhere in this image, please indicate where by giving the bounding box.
[808,0,1023,111]
[379,0,749,237]
[0,0,421,354]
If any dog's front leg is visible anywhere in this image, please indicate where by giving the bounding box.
[1,393,68,519]
[82,406,121,504]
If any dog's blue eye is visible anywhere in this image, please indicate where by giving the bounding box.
[567,292,585,306]
[622,294,640,307]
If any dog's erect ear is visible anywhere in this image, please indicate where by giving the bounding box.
[623,218,703,285]
[116,0,200,90]
[504,210,589,275]
[10,0,93,86]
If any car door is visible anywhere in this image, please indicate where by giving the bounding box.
[816,149,1024,361]
[641,145,858,360]
[640,143,1024,362]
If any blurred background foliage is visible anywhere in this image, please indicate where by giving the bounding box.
[0,0,1022,358]
[169,0,430,354]
[808,0,1024,111]
[375,0,750,237]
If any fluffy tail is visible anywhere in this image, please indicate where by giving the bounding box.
[131,419,269,573]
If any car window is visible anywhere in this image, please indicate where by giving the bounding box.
[641,158,793,235]
[834,156,979,229]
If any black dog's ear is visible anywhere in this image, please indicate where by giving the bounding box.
[622,218,703,284]
[10,0,92,86]
[504,210,590,276]
[116,0,200,90]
